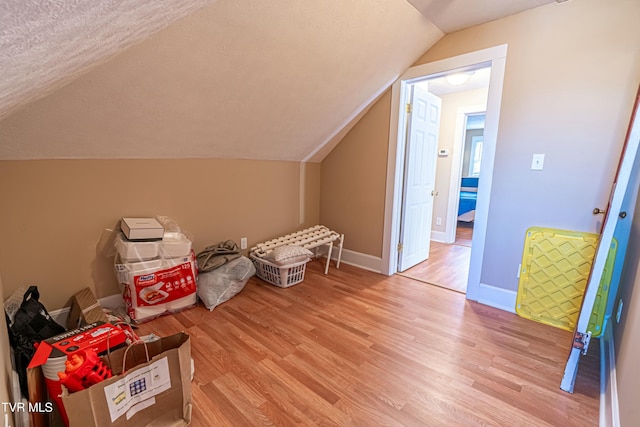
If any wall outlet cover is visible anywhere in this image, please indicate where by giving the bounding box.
[531,153,545,170]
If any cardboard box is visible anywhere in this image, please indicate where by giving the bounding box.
[66,287,109,330]
[120,218,164,241]
[29,322,127,368]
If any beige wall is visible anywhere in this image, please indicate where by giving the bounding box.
[431,88,488,235]
[320,0,640,288]
[320,90,391,257]
[0,159,320,309]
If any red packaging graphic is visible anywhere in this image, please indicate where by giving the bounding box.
[132,261,196,306]
[120,251,198,322]
[28,322,127,368]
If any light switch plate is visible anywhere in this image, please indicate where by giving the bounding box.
[531,154,545,170]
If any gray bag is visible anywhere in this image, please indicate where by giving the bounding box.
[196,240,241,272]
[197,256,255,310]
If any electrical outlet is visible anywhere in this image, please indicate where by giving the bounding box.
[240,237,247,250]
[436,217,442,226]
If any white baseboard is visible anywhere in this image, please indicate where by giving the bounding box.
[600,321,620,427]
[431,231,448,243]
[329,248,383,273]
[477,283,516,313]
[98,293,127,310]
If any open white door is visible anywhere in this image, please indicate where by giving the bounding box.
[398,85,442,272]
[561,87,640,392]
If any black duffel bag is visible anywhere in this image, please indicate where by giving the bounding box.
[6,286,66,397]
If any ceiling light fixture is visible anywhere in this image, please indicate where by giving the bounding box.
[445,72,474,86]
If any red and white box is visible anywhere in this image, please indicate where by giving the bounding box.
[116,251,198,323]
[29,322,127,368]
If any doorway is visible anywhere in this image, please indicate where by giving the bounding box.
[396,84,442,272]
[397,72,489,293]
[382,45,507,303]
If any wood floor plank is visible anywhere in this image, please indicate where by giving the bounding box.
[187,325,231,384]
[199,316,270,363]
[198,381,255,426]
[259,357,352,426]
[217,305,300,358]
[403,388,504,427]
[276,358,341,405]
[136,261,599,426]
[212,372,276,425]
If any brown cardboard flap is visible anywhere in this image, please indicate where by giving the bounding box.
[62,332,191,427]
[66,287,108,330]
[27,366,47,427]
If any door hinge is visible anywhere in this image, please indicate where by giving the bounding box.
[572,331,591,355]
[397,243,403,252]
[406,103,412,114]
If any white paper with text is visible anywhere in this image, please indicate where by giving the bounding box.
[103,357,171,422]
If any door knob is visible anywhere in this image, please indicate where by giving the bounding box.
[619,211,627,219]
[431,190,439,196]
[593,208,606,215]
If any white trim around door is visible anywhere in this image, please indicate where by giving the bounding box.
[382,44,508,303]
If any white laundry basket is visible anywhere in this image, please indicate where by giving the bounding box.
[250,255,309,288]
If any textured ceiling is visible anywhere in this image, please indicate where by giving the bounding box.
[0,0,555,161]
[0,0,219,120]
[0,0,442,161]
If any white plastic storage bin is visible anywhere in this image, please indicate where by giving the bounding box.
[250,255,309,288]
[159,232,192,259]
[115,233,159,261]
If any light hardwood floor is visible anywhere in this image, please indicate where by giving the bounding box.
[137,260,599,426]
[399,222,473,293]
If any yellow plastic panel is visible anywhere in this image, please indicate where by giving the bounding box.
[516,227,616,335]
[587,238,617,337]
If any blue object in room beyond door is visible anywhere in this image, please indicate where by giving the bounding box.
[458,177,478,217]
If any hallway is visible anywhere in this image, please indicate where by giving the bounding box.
[398,222,473,293]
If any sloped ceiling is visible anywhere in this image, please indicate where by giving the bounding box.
[0,0,442,161]
[407,0,556,33]
[0,0,555,162]
[0,0,219,122]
